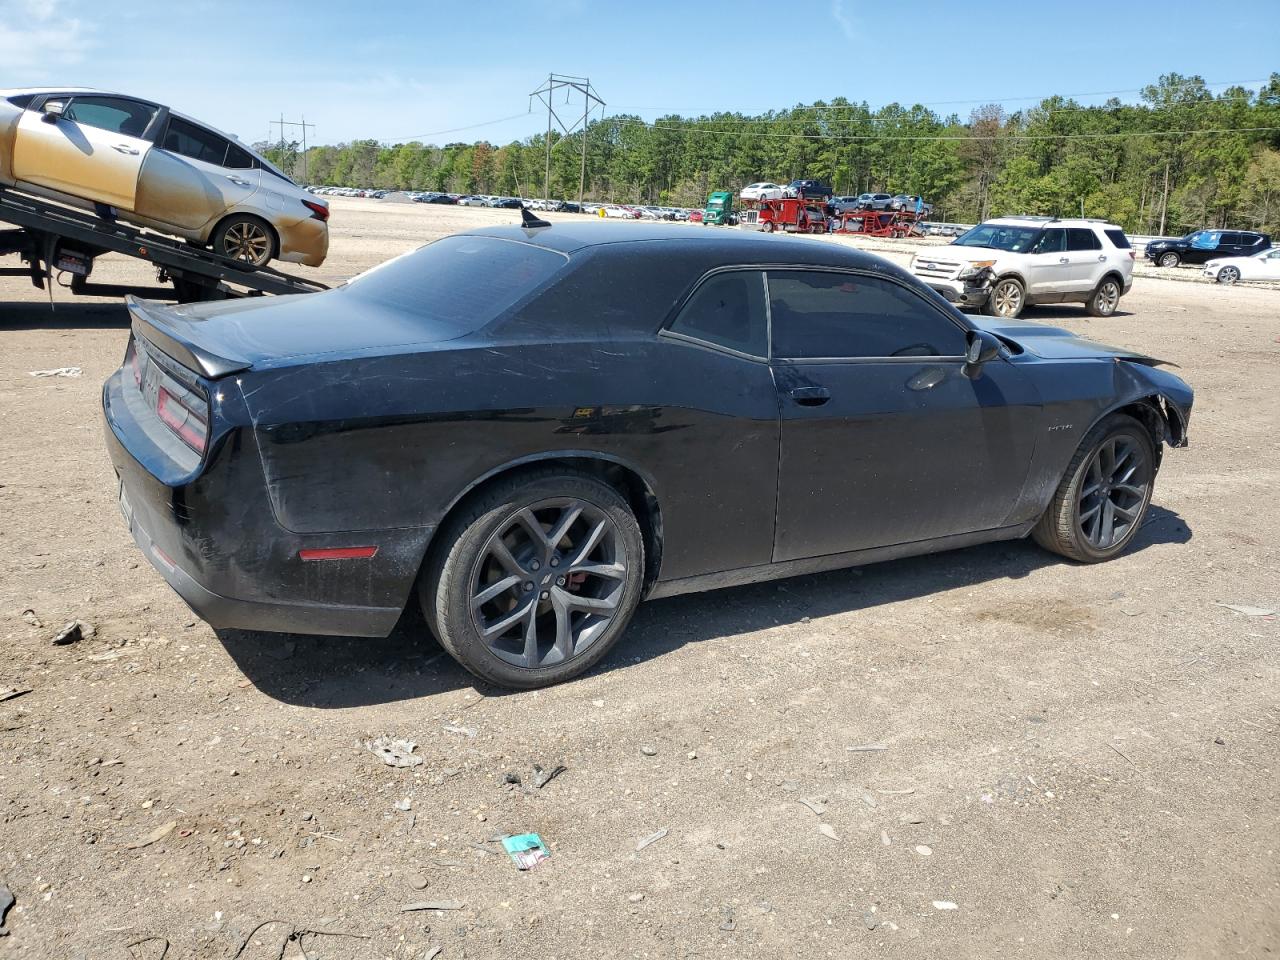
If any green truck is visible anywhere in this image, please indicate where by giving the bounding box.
[702,190,736,226]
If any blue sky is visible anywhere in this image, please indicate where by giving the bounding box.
[2,0,1276,146]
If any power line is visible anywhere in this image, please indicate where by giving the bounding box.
[392,112,532,141]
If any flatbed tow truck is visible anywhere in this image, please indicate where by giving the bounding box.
[0,187,326,303]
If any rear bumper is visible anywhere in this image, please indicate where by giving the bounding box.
[102,370,424,638]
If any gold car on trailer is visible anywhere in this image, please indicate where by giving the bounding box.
[0,88,328,267]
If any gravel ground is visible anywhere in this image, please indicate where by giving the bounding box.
[0,197,1277,959]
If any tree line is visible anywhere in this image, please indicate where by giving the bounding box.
[258,73,1280,236]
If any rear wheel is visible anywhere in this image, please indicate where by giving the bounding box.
[422,469,645,689]
[1217,266,1241,284]
[984,277,1025,318]
[1158,251,1181,268]
[1085,277,1122,317]
[212,215,276,267]
[1032,414,1156,563]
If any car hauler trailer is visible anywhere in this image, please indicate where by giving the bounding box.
[0,188,326,303]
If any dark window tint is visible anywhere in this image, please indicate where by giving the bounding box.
[7,94,36,109]
[768,270,967,359]
[163,117,230,166]
[63,96,156,137]
[224,143,257,169]
[1242,233,1264,246]
[1066,228,1102,251]
[342,236,567,334]
[669,271,767,357]
[1220,232,1242,246]
[1104,229,1131,249]
[1035,229,1066,254]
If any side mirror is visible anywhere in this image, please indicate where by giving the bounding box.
[963,329,1002,380]
[41,100,65,123]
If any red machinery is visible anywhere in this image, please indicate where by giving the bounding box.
[752,197,827,234]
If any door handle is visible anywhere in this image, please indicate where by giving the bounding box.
[788,386,831,406]
[1058,257,1070,263]
[112,144,139,155]
[226,176,251,186]
[1097,255,1107,262]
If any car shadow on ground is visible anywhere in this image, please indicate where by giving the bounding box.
[217,505,1191,708]
[1014,304,1135,322]
[0,300,133,329]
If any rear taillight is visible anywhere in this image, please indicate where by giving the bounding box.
[157,385,208,453]
[302,200,329,222]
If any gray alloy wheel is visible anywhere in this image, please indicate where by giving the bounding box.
[1086,277,1122,317]
[422,469,645,689]
[469,497,627,669]
[1158,251,1181,268]
[1217,266,1241,284]
[1033,413,1156,563]
[985,277,1025,318]
[213,215,275,267]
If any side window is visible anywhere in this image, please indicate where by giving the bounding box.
[1034,229,1066,254]
[224,143,257,170]
[1220,232,1242,246]
[62,96,157,138]
[1066,228,1102,251]
[1104,229,1131,249]
[768,270,967,360]
[162,117,230,166]
[1191,232,1220,250]
[668,271,767,358]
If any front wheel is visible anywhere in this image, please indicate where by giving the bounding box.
[1158,252,1181,268]
[1086,277,1122,317]
[1032,414,1156,563]
[984,277,1025,318]
[1217,266,1240,285]
[212,215,276,267]
[422,469,645,689]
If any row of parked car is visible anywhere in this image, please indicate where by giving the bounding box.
[740,181,934,215]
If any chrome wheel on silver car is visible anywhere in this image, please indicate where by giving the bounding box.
[1087,278,1122,317]
[213,215,276,267]
[985,277,1025,319]
[1217,266,1240,285]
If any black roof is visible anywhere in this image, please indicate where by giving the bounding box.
[462,220,885,270]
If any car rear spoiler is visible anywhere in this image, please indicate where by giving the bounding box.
[125,295,252,379]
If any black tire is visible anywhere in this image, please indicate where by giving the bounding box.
[421,468,645,689]
[1217,266,1240,285]
[1085,276,1123,317]
[211,214,277,267]
[983,276,1025,318]
[762,221,775,233]
[1032,414,1157,563]
[1157,251,1181,268]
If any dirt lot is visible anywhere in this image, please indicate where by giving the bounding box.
[1,198,1277,959]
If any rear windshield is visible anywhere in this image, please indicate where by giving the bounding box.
[1104,229,1131,249]
[342,235,568,332]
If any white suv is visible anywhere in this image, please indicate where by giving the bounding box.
[910,216,1135,318]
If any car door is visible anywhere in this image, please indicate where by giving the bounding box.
[1253,249,1280,280]
[134,115,261,231]
[1023,227,1072,293]
[11,94,158,210]
[1186,231,1221,264]
[1063,227,1107,292]
[768,269,1043,562]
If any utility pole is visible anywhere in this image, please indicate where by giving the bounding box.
[269,116,317,182]
[528,74,605,208]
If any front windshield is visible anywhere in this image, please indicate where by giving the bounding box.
[708,199,725,209]
[952,223,1042,253]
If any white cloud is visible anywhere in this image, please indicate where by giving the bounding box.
[0,0,90,74]
[831,0,856,41]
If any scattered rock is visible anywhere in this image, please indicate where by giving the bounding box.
[422,948,442,960]
[932,901,958,911]
[818,823,839,842]
[367,737,424,768]
[302,875,312,883]
[798,797,826,816]
[443,724,476,738]
[29,366,82,378]
[52,620,94,646]
[394,798,413,812]
[860,791,878,809]
[591,699,604,707]
[502,771,522,786]
[881,830,892,846]
[20,609,42,628]
[863,909,879,930]
[628,892,645,903]
[899,813,926,825]
[686,750,698,760]
[719,906,736,932]
[408,874,429,890]
[915,845,933,856]
[1214,737,1226,746]
[636,828,668,852]
[846,743,888,753]
[640,745,657,756]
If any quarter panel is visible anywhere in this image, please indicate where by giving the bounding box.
[238,339,781,581]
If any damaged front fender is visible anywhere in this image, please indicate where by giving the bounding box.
[1117,359,1193,448]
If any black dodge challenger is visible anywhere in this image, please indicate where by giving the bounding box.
[103,221,1193,688]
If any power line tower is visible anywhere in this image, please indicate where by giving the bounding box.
[268,115,317,182]
[528,74,605,208]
